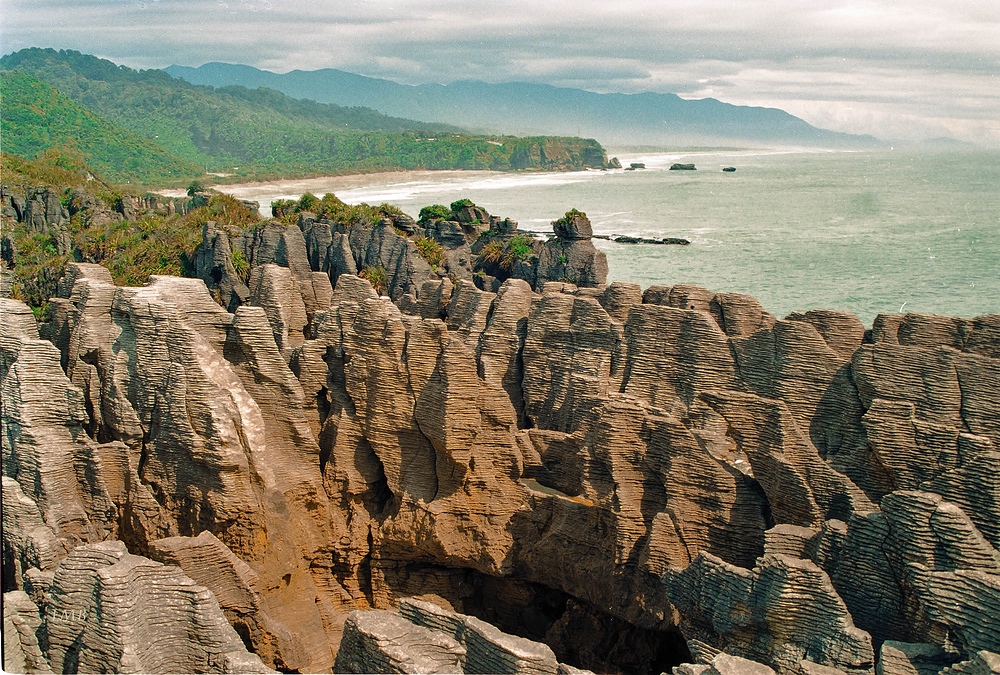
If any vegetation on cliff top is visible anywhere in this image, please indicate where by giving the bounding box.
[270,192,399,228]
[1,151,262,310]
[478,234,536,272]
[1,48,610,187]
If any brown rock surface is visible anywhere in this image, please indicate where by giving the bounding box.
[4,255,1000,675]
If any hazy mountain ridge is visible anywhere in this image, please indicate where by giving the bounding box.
[166,62,882,148]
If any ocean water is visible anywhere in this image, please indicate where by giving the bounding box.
[218,148,1000,326]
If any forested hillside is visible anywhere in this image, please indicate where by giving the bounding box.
[1,70,200,184]
[0,48,611,185]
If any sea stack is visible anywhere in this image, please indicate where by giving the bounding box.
[535,209,609,290]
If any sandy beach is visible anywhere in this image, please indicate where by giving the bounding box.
[157,169,503,206]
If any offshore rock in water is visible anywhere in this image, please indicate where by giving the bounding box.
[594,234,691,245]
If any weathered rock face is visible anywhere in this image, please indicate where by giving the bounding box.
[536,212,609,290]
[194,203,613,314]
[3,244,999,675]
[43,541,270,674]
[336,598,590,675]
[3,590,53,674]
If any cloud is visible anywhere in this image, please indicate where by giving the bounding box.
[2,0,998,144]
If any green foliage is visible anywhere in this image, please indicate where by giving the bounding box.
[297,192,319,212]
[413,236,445,268]
[270,198,296,218]
[231,249,250,284]
[477,234,536,272]
[184,193,260,235]
[316,193,346,215]
[314,194,382,227]
[186,180,205,196]
[358,265,388,295]
[555,208,586,226]
[450,198,475,212]
[479,241,505,266]
[506,235,535,264]
[378,203,404,218]
[418,204,452,224]
[5,229,69,312]
[0,48,609,185]
[267,192,389,228]
[4,172,265,312]
[0,70,200,185]
[0,147,96,188]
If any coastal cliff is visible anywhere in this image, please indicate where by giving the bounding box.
[2,196,1000,674]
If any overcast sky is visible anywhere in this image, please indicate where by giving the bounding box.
[3,0,999,145]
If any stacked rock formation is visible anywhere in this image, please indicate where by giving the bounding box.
[336,597,592,675]
[2,213,999,674]
[535,211,609,290]
[194,204,608,311]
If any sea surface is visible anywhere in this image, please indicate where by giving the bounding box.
[210,148,1000,326]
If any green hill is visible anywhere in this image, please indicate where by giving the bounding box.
[0,70,201,184]
[0,48,611,184]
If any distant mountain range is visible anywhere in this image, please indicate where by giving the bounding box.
[165,62,881,149]
[0,48,612,185]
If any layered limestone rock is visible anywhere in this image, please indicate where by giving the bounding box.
[3,590,52,674]
[1,296,119,552]
[3,266,342,672]
[4,249,1000,675]
[335,609,467,674]
[664,552,875,674]
[876,641,959,675]
[399,597,562,675]
[43,541,270,674]
[2,477,67,590]
[535,211,609,290]
[148,531,316,672]
[336,598,593,675]
[672,653,779,675]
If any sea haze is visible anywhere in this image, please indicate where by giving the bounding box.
[208,148,1000,325]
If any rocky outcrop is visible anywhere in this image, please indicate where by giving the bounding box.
[43,541,270,674]
[665,552,874,674]
[3,243,999,675]
[3,590,52,674]
[336,598,592,675]
[535,211,609,290]
[335,609,466,674]
[675,653,778,675]
[192,198,615,315]
[877,642,959,675]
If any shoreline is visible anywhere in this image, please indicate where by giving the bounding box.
[155,147,819,209]
[156,168,509,201]
[155,147,842,201]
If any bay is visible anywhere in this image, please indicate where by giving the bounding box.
[212,148,1000,326]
